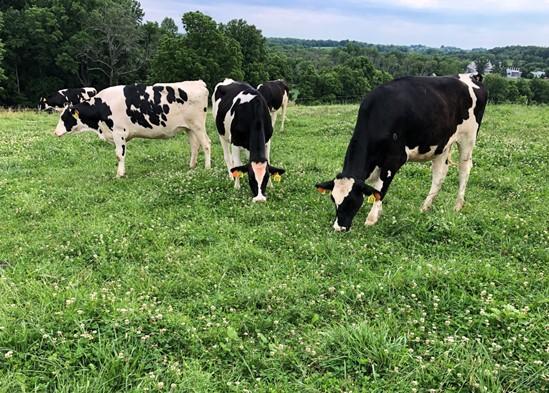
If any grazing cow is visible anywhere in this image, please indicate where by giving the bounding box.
[316,74,487,231]
[257,80,289,132]
[54,81,211,177]
[39,88,97,111]
[212,79,285,202]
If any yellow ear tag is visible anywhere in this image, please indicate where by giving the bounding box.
[272,173,282,183]
[367,195,376,204]
[73,110,80,119]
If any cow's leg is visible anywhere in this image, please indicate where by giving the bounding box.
[271,110,278,131]
[421,150,450,212]
[188,131,200,169]
[113,130,128,178]
[231,145,243,189]
[455,138,476,211]
[365,156,406,226]
[219,136,233,179]
[265,140,273,187]
[195,125,211,169]
[280,95,288,132]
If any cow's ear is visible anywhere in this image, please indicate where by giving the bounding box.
[472,73,483,82]
[230,165,249,178]
[358,182,381,201]
[315,180,334,194]
[268,165,285,176]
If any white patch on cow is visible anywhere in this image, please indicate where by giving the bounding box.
[257,84,263,89]
[455,74,480,139]
[234,92,256,105]
[251,161,267,201]
[406,145,438,162]
[387,170,392,178]
[333,220,347,232]
[332,178,355,206]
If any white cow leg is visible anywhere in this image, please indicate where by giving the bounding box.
[196,128,211,169]
[421,151,450,212]
[365,201,383,226]
[280,95,288,132]
[271,110,278,131]
[231,145,243,190]
[188,131,199,169]
[113,131,127,178]
[265,140,273,187]
[455,140,475,211]
[219,136,233,179]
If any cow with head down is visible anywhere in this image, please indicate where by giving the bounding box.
[39,88,97,112]
[212,79,285,202]
[316,74,487,231]
[54,80,211,177]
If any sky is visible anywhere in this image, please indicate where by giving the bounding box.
[139,0,549,49]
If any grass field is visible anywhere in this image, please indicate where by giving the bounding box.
[0,104,548,392]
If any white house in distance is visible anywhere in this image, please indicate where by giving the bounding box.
[506,68,521,78]
[531,71,546,78]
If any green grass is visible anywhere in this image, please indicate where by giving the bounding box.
[0,104,548,392]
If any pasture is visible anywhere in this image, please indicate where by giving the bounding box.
[0,104,547,392]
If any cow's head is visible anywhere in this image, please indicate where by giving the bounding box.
[54,106,87,137]
[231,161,285,202]
[316,175,380,231]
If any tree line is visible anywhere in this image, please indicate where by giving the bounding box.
[0,1,548,107]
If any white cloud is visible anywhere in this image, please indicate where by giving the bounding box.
[140,0,549,48]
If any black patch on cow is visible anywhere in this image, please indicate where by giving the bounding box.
[257,80,289,111]
[124,84,186,129]
[203,107,207,112]
[64,98,113,133]
[60,108,78,132]
[41,88,96,110]
[122,145,126,156]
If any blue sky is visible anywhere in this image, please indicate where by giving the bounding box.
[140,0,549,49]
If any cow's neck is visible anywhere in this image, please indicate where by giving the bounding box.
[341,136,371,180]
[248,128,267,162]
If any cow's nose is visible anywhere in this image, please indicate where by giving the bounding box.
[333,221,348,232]
[252,195,267,203]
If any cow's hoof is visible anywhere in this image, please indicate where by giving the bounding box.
[454,200,464,212]
[253,196,266,203]
[420,203,432,213]
[365,217,378,226]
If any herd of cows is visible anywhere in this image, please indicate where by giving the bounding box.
[40,74,487,231]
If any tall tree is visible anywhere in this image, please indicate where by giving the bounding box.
[77,0,144,86]
[150,11,243,90]
[222,19,268,86]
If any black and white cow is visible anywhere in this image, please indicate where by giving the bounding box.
[54,81,211,177]
[212,79,285,202]
[316,74,487,231]
[257,80,289,132]
[39,88,97,112]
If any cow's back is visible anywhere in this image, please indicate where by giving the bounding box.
[358,75,487,149]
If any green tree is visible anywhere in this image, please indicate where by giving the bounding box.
[160,17,178,36]
[530,78,549,104]
[484,74,509,103]
[223,19,268,86]
[151,11,243,90]
[79,0,145,86]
